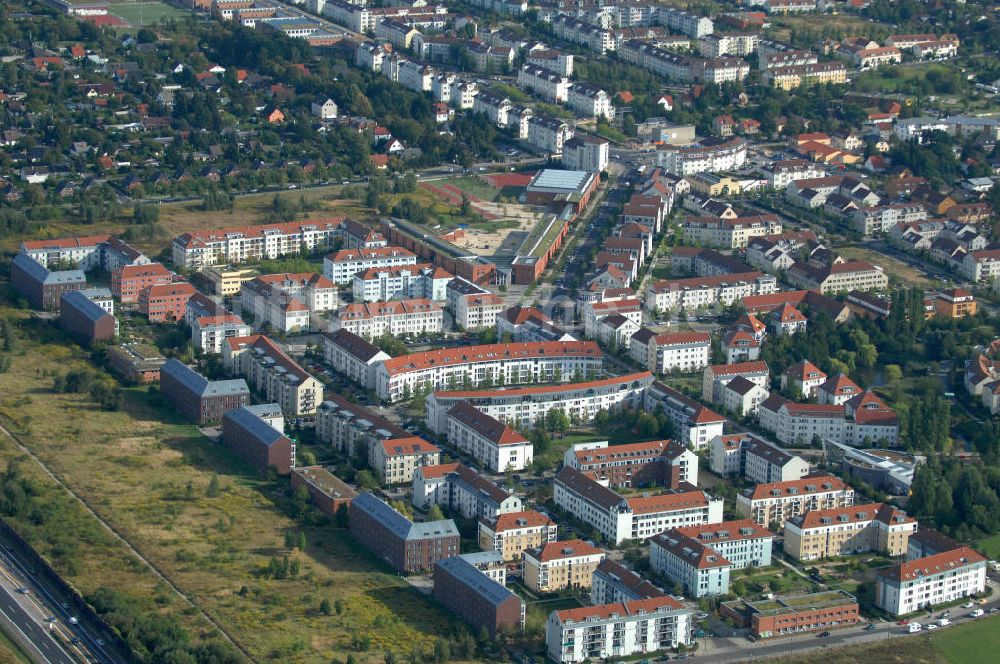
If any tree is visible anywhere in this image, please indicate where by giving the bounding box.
[206,473,220,498]
[426,504,445,521]
[133,203,160,225]
[433,639,450,663]
[320,598,332,615]
[545,408,569,435]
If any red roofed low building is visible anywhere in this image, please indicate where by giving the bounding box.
[736,474,854,528]
[479,510,558,561]
[111,262,174,303]
[545,596,693,663]
[818,373,862,405]
[784,502,917,561]
[138,281,196,323]
[876,546,986,616]
[769,302,807,336]
[444,401,533,472]
[523,539,606,593]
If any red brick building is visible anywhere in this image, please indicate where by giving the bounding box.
[433,556,525,636]
[221,406,295,474]
[59,290,117,346]
[11,254,86,311]
[721,590,860,638]
[107,344,165,383]
[380,217,496,285]
[139,281,196,322]
[290,466,357,516]
[112,262,174,303]
[349,493,460,573]
[160,359,250,425]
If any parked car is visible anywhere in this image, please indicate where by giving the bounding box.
[970,609,985,618]
[864,623,877,631]
[908,623,922,633]
[925,623,939,631]
[817,631,831,638]
[937,618,951,627]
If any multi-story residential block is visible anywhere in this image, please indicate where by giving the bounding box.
[787,260,888,294]
[527,49,573,76]
[736,475,854,528]
[10,254,87,311]
[375,341,603,402]
[315,393,412,460]
[517,65,570,103]
[649,530,731,597]
[172,219,344,270]
[673,520,774,569]
[352,264,452,302]
[566,82,614,119]
[160,358,250,425]
[348,492,460,573]
[629,331,712,374]
[721,330,760,364]
[563,440,697,490]
[590,559,664,605]
[562,135,610,173]
[583,299,643,340]
[203,266,260,297]
[853,203,927,235]
[784,503,917,561]
[546,597,693,664]
[764,62,848,90]
[426,372,651,433]
[959,249,1000,283]
[523,540,606,593]
[526,115,574,156]
[759,160,826,189]
[645,272,776,312]
[221,405,295,474]
[223,335,323,416]
[190,312,253,354]
[875,547,986,617]
[112,263,174,303]
[19,234,110,270]
[496,306,575,343]
[479,510,557,561]
[758,391,899,447]
[554,467,723,545]
[323,246,418,285]
[321,328,390,389]
[682,215,782,249]
[433,556,525,636]
[709,433,810,483]
[656,7,714,38]
[443,402,533,473]
[138,281,196,323]
[372,437,441,486]
[643,381,726,450]
[411,463,521,520]
[699,32,759,58]
[657,137,747,175]
[239,272,335,333]
[782,359,828,398]
[456,292,505,331]
[934,288,977,318]
[691,57,750,83]
[59,290,117,346]
[331,299,444,339]
[702,361,770,403]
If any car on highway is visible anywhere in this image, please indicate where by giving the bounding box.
[908,623,922,633]
[68,616,79,625]
[15,587,27,594]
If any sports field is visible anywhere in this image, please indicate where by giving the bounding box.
[108,1,194,27]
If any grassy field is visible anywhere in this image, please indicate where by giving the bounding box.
[929,614,1000,664]
[975,533,1000,559]
[836,245,936,289]
[108,1,194,27]
[764,637,944,664]
[0,311,453,662]
[0,630,30,664]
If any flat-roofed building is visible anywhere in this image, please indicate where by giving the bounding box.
[784,503,917,561]
[290,466,356,516]
[546,597,693,663]
[321,328,390,389]
[721,590,860,638]
[160,359,250,425]
[523,539,606,593]
[107,344,165,383]
[433,556,525,636]
[204,266,260,296]
[444,402,533,473]
[221,406,295,474]
[524,169,600,212]
[348,492,460,573]
[736,475,854,528]
[479,510,557,561]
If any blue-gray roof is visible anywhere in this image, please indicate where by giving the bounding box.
[77,287,112,300]
[352,493,459,541]
[61,290,112,323]
[436,556,519,607]
[13,253,86,286]
[244,403,284,420]
[458,551,504,567]
[223,407,287,446]
[161,359,249,397]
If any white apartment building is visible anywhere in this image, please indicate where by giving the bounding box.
[444,402,533,472]
[526,50,574,76]
[645,272,777,313]
[759,159,826,189]
[709,433,809,484]
[190,314,253,354]
[397,59,435,93]
[567,82,614,120]
[562,135,610,173]
[523,540,606,593]
[321,328,389,390]
[630,331,711,374]
[643,380,726,450]
[224,335,323,417]
[650,531,732,597]
[330,298,444,339]
[554,467,723,545]
[672,520,774,569]
[757,392,900,447]
[853,204,928,235]
[411,463,521,519]
[518,65,570,103]
[682,214,783,249]
[527,115,574,156]
[699,33,759,58]
[456,292,504,331]
[426,372,653,433]
[546,597,693,664]
[323,246,418,285]
[656,7,714,39]
[239,273,336,333]
[876,546,985,617]
[479,510,558,562]
[172,220,344,270]
[352,264,453,302]
[473,90,513,127]
[376,341,603,402]
[702,361,771,403]
[657,137,747,176]
[736,475,855,528]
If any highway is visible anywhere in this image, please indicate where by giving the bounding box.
[0,566,76,664]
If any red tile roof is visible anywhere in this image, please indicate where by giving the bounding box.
[382,341,601,377]
[433,372,650,400]
[525,539,605,563]
[417,463,461,480]
[21,234,111,251]
[747,475,849,501]
[707,361,769,376]
[879,546,986,583]
[485,510,554,532]
[789,502,914,530]
[676,519,772,542]
[555,596,684,623]
[627,489,710,515]
[380,437,440,457]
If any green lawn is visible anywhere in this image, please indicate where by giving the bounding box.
[109,1,194,27]
[975,534,1000,559]
[929,614,1000,664]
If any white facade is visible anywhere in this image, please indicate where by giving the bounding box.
[657,138,747,176]
[643,381,725,450]
[172,220,343,270]
[518,65,570,103]
[323,246,418,285]
[876,548,986,617]
[330,299,444,339]
[649,533,731,597]
[444,403,534,472]
[321,329,389,390]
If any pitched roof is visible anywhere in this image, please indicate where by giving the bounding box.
[380,437,440,457]
[447,402,529,446]
[745,475,850,501]
[432,372,652,400]
[484,509,554,533]
[626,489,710,515]
[879,546,986,583]
[650,531,731,569]
[555,596,685,623]
[675,519,772,543]
[707,361,769,376]
[524,539,605,563]
[785,359,826,383]
[381,341,602,377]
[322,328,387,362]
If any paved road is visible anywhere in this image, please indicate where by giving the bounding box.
[0,583,74,664]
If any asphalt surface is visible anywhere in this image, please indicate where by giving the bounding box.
[0,583,75,664]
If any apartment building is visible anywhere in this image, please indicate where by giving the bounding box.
[649,530,731,597]
[645,272,776,312]
[203,266,259,297]
[590,559,664,605]
[172,219,344,270]
[315,393,410,458]
[526,49,573,76]
[567,82,614,120]
[699,32,759,58]
[160,358,250,425]
[757,392,900,447]
[19,234,110,270]
[138,281,196,323]
[629,331,711,374]
[518,65,570,103]
[643,381,726,450]
[759,160,826,189]
[456,292,505,331]
[348,492,459,574]
[563,440,697,490]
[546,597,692,664]
[853,203,927,235]
[674,520,774,569]
[526,115,574,156]
[657,137,747,176]
[702,361,770,402]
[787,261,888,294]
[239,272,335,332]
[876,547,986,617]
[433,556,525,637]
[112,263,174,303]
[321,328,389,390]
[372,437,441,485]
[10,254,86,311]
[331,299,444,339]
[682,215,782,249]
[59,290,117,346]
[426,372,651,433]
[691,57,750,84]
[221,406,295,474]
[411,463,521,520]
[375,341,603,402]
[562,135,610,173]
[352,263,452,302]
[323,246,418,285]
[721,330,760,364]
[479,510,557,561]
[496,306,574,343]
[784,503,917,561]
[553,467,723,545]
[444,402,533,473]
[523,540,606,593]
[709,433,809,484]
[223,335,323,416]
[782,359,828,398]
[736,475,855,528]
[764,62,848,90]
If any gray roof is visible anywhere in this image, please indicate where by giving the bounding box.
[458,551,504,567]
[13,253,86,286]
[61,290,112,323]
[244,403,284,420]
[352,493,459,541]
[161,358,249,397]
[77,287,113,300]
[223,407,287,446]
[436,556,518,607]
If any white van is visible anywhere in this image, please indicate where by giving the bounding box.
[937,618,951,627]
[970,608,985,618]
[908,623,922,633]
